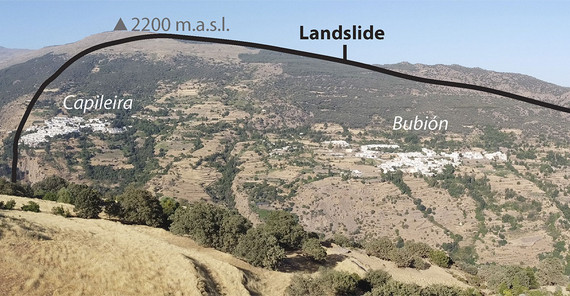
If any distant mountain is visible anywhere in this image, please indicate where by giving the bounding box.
[0,31,568,135]
[0,46,31,66]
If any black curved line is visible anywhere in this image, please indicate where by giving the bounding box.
[10,33,570,182]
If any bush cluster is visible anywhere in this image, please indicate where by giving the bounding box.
[286,268,481,296]
[365,237,447,270]
[21,201,40,212]
[0,199,15,210]
[171,206,325,269]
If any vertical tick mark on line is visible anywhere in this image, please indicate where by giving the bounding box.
[343,44,347,60]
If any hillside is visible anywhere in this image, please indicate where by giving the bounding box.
[383,62,570,107]
[0,195,289,296]
[0,195,476,295]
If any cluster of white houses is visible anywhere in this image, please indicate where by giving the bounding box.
[378,148,507,176]
[20,116,125,147]
[321,141,507,177]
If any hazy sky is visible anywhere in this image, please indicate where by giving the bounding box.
[1,0,569,86]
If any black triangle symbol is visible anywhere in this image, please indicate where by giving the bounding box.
[114,18,127,31]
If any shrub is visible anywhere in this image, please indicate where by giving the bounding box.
[420,284,480,296]
[456,262,478,275]
[479,265,539,292]
[51,206,71,217]
[42,192,58,201]
[332,233,356,248]
[302,238,327,262]
[369,280,421,296]
[404,241,433,258]
[429,250,451,268]
[318,269,361,295]
[4,199,15,210]
[365,237,395,260]
[364,269,392,288]
[21,201,40,212]
[233,227,285,269]
[412,256,431,270]
[0,178,32,197]
[285,274,324,296]
[285,270,360,296]
[389,248,415,268]
[537,257,567,286]
[56,188,73,204]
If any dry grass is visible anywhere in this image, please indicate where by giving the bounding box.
[0,194,75,215]
[0,196,292,296]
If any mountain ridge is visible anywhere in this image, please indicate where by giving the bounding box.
[1,31,569,95]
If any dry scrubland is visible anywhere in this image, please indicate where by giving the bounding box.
[0,195,477,296]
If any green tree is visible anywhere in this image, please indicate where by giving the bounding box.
[233,227,285,269]
[261,210,307,250]
[116,188,165,227]
[56,187,73,204]
[32,175,68,198]
[74,188,102,219]
[160,196,179,218]
[170,201,251,252]
[302,238,327,262]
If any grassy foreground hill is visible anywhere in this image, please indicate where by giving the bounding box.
[0,194,490,296]
[2,193,570,295]
[0,195,291,296]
